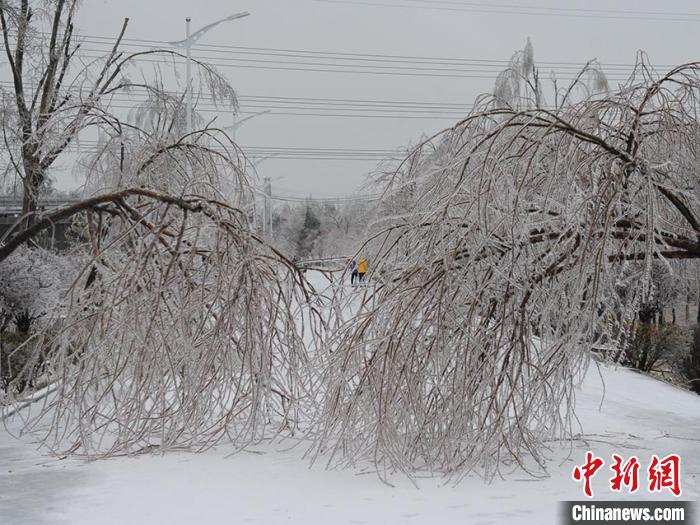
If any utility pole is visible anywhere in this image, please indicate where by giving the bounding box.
[264,177,272,235]
[251,191,258,231]
[185,17,192,136]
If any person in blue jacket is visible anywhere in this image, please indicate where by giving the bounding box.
[348,257,358,285]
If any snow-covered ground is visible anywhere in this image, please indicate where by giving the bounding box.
[1,364,697,525]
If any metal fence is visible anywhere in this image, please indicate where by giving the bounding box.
[0,196,78,216]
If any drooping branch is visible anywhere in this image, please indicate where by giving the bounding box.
[310,59,700,481]
[0,188,212,262]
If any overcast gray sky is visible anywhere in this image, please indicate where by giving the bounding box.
[64,0,699,198]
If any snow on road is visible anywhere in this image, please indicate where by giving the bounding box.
[1,364,697,525]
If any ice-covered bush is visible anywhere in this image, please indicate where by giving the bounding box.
[0,246,77,333]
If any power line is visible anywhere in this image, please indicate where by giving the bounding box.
[73,34,675,70]
[241,94,470,107]
[4,32,668,83]
[75,38,657,73]
[272,184,382,200]
[1,30,678,91]
[94,103,470,120]
[0,80,537,114]
[77,42,653,79]
[268,191,383,203]
[102,100,468,115]
[85,95,476,115]
[312,0,700,22]
[0,80,474,110]
[74,139,401,155]
[395,0,700,18]
[79,52,638,81]
[75,140,401,154]
[60,36,663,79]
[68,140,405,162]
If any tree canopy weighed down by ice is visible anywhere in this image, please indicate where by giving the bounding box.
[3,0,700,483]
[0,0,322,458]
[311,58,700,481]
[0,126,324,456]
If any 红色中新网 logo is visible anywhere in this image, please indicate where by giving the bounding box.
[572,451,681,498]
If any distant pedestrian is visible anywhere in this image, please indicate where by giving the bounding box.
[357,256,368,283]
[349,257,358,285]
[292,255,306,274]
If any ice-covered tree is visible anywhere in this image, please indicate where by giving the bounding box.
[295,203,322,257]
[494,38,609,111]
[311,57,700,481]
[494,37,542,109]
[268,199,371,259]
[0,0,237,227]
[0,1,320,457]
[316,200,373,258]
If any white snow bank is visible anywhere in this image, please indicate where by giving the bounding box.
[0,365,697,525]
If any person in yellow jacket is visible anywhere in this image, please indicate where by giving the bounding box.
[357,256,368,283]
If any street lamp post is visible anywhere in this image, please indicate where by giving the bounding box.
[228,109,272,142]
[185,17,192,135]
[168,12,251,136]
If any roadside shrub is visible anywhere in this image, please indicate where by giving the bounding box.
[0,332,33,393]
[683,325,700,395]
[623,321,684,373]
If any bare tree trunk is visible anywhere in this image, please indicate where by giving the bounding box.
[21,153,45,229]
